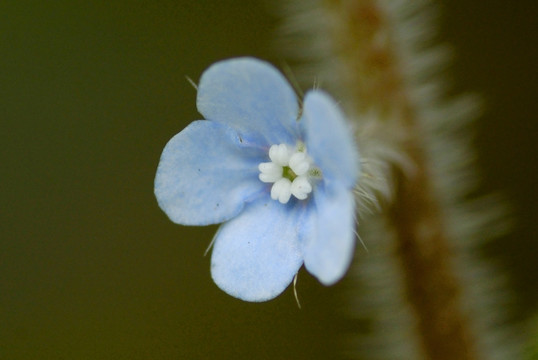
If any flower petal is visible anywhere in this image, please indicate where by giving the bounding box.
[210,199,303,302]
[301,183,356,285]
[302,90,360,186]
[154,120,263,225]
[197,57,299,146]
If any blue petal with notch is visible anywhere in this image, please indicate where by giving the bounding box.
[197,57,299,146]
[154,120,263,226]
[301,183,356,285]
[302,90,360,186]
[211,198,304,302]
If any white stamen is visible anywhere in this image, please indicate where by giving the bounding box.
[290,176,312,200]
[258,162,282,183]
[269,144,291,166]
[260,143,318,204]
[289,152,310,176]
[271,178,292,204]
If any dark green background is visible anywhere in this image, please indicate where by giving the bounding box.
[1,1,536,359]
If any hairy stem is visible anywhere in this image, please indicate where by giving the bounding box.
[325,0,479,358]
[390,147,479,360]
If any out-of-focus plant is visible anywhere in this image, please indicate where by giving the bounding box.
[526,314,538,360]
[279,0,522,359]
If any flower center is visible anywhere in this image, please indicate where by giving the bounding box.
[258,143,319,204]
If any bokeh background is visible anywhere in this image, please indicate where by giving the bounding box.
[1,1,536,359]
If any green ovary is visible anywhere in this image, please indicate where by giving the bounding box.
[282,166,297,181]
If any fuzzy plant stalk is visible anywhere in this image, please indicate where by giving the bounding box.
[280,0,521,359]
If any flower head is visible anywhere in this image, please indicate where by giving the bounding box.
[155,57,360,302]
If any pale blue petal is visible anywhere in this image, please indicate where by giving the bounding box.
[154,120,264,226]
[302,90,360,186]
[197,57,299,146]
[301,183,356,285]
[211,199,303,302]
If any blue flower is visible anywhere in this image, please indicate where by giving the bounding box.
[155,57,360,302]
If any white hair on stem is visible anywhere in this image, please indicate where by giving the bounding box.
[278,0,523,359]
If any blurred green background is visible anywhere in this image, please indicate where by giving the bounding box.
[1,1,536,359]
